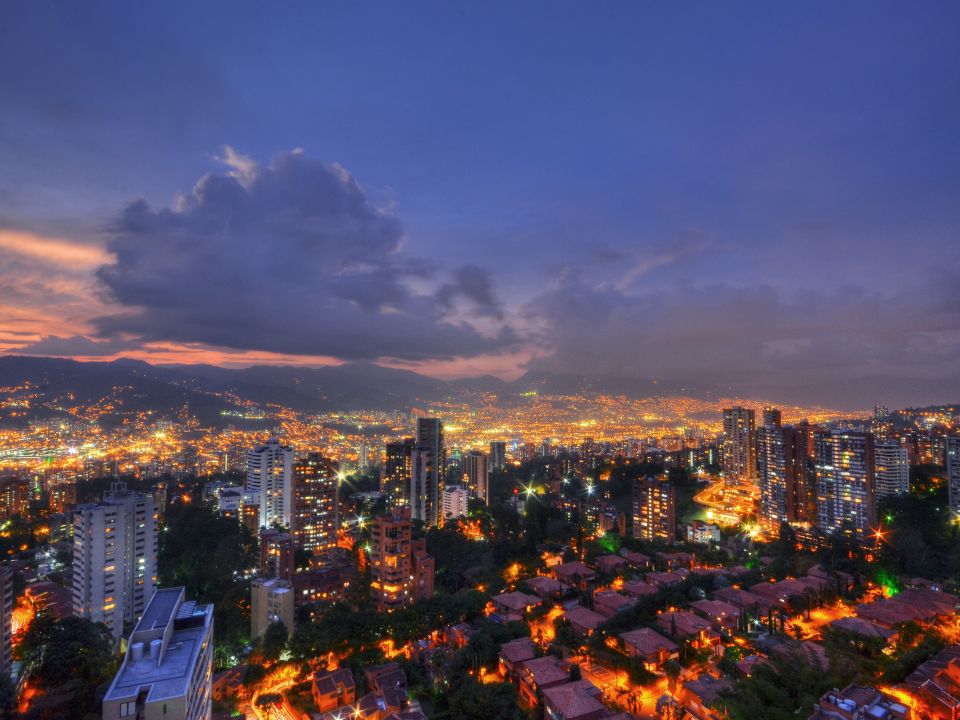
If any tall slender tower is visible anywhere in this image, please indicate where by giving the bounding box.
[415,418,445,527]
[489,441,507,471]
[72,482,158,641]
[874,441,909,497]
[291,453,339,554]
[632,477,676,542]
[815,430,876,541]
[0,565,11,676]
[462,450,490,504]
[721,407,757,485]
[246,438,294,528]
[382,439,415,511]
[947,437,960,521]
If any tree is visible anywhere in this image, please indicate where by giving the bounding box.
[664,659,682,694]
[261,621,289,662]
[446,678,526,720]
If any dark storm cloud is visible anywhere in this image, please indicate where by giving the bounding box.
[16,335,140,357]
[435,266,503,319]
[94,149,514,361]
[525,272,960,408]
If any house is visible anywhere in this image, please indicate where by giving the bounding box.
[554,562,597,590]
[491,591,542,622]
[899,644,960,720]
[829,617,897,644]
[526,575,565,600]
[564,606,606,636]
[735,655,767,678]
[312,668,356,713]
[656,551,694,569]
[619,628,679,670]
[542,679,606,720]
[595,554,628,575]
[680,675,732,720]
[646,571,685,588]
[365,663,407,696]
[619,549,652,569]
[517,655,573,706]
[712,586,776,615]
[656,611,721,654]
[856,589,957,629]
[594,591,638,618]
[499,637,538,677]
[622,579,658,598]
[809,684,909,720]
[443,623,475,648]
[690,599,740,633]
[212,666,246,701]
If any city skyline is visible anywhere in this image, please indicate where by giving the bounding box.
[1,3,959,409]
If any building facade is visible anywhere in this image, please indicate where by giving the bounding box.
[291,453,339,553]
[489,441,507,471]
[102,587,213,720]
[874,440,910,498]
[721,407,756,484]
[251,577,295,641]
[632,477,676,543]
[815,430,877,541]
[414,418,445,527]
[382,439,414,512]
[462,450,489,504]
[947,437,960,522]
[0,566,11,676]
[245,438,294,529]
[442,485,469,520]
[369,508,434,611]
[73,482,158,641]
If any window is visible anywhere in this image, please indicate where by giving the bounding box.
[119,701,136,717]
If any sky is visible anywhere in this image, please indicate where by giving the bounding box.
[1,1,959,409]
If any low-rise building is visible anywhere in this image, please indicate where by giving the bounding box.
[690,599,740,633]
[594,554,628,575]
[681,675,733,720]
[554,562,596,591]
[491,591,541,622]
[809,684,909,720]
[251,577,294,641]
[312,668,356,714]
[542,679,606,720]
[594,591,638,618]
[619,627,679,671]
[499,637,537,677]
[564,606,605,636]
[517,655,573,707]
[525,575,564,600]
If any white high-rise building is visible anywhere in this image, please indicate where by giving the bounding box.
[442,485,470,520]
[73,482,158,641]
[102,587,213,720]
[462,450,490,504]
[947,437,960,522]
[874,441,909,497]
[246,438,294,528]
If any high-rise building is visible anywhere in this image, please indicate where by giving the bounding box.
[251,577,295,642]
[414,418,445,527]
[0,565,11,676]
[291,453,339,554]
[762,408,782,430]
[947,437,960,521]
[462,450,490,504]
[73,482,158,640]
[246,438,294,529]
[489,441,507,471]
[874,441,909,497]
[757,426,808,531]
[0,477,30,521]
[48,483,77,514]
[442,485,470,520]
[369,508,434,611]
[259,529,295,583]
[632,477,676,543]
[358,441,370,471]
[102,587,213,720]
[382,439,414,511]
[721,407,756,484]
[815,431,876,541]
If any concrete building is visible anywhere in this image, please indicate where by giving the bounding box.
[947,436,960,521]
[632,476,676,542]
[382,439,414,512]
[259,529,295,583]
[73,482,158,641]
[102,587,213,720]
[0,565,11,676]
[369,508,434,611]
[251,577,294,641]
[0,477,30,521]
[722,406,757,484]
[442,485,469,520]
[874,441,910,498]
[489,441,507,471]
[245,438,294,529]
[291,453,339,553]
[413,418,445,527]
[461,450,489,504]
[757,425,808,531]
[815,430,876,542]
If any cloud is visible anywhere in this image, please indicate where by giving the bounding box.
[523,271,960,408]
[13,334,140,357]
[94,148,515,361]
[0,229,110,268]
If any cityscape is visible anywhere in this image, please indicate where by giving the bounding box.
[2,4,960,720]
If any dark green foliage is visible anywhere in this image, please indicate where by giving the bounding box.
[261,621,289,662]
[17,614,116,720]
